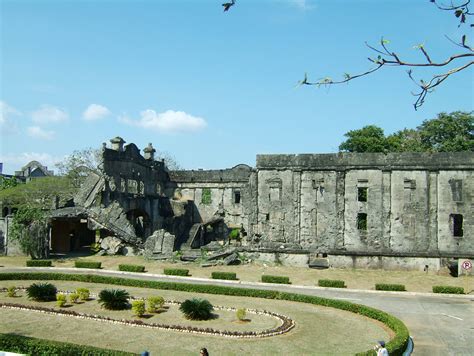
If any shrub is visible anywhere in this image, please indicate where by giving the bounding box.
[179,298,214,320]
[6,286,16,298]
[261,275,290,284]
[26,260,52,267]
[318,279,346,288]
[228,228,240,240]
[118,264,146,273]
[432,285,464,294]
[69,293,79,303]
[98,289,130,310]
[56,293,67,307]
[76,288,90,301]
[375,283,406,291]
[131,300,146,317]
[147,296,165,313]
[74,261,101,269]
[236,308,246,321]
[211,271,238,280]
[26,282,57,301]
[164,268,189,276]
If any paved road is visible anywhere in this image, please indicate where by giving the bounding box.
[2,267,473,355]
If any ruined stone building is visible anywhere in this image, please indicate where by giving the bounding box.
[1,137,473,270]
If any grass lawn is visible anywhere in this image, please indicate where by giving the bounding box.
[0,280,392,355]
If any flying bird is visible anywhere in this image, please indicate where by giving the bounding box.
[222,0,235,12]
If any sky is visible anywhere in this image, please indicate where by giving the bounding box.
[0,0,472,174]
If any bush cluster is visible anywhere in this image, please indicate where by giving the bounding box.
[98,289,130,310]
[131,300,146,317]
[164,268,189,276]
[56,293,67,307]
[69,293,79,303]
[26,282,57,302]
[0,272,409,356]
[211,271,238,280]
[0,333,134,355]
[74,261,102,269]
[26,260,52,267]
[261,275,290,284]
[179,298,214,320]
[147,296,165,313]
[76,288,90,301]
[236,308,246,321]
[432,285,464,294]
[375,283,406,291]
[118,264,146,273]
[318,279,346,288]
[6,286,16,298]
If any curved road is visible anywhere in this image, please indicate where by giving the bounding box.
[1,267,473,356]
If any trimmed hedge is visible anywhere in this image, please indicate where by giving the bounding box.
[318,279,346,288]
[432,285,464,294]
[0,272,409,355]
[74,261,102,269]
[26,260,52,267]
[164,268,189,276]
[211,271,238,280]
[375,283,406,292]
[261,275,290,284]
[118,264,146,273]
[0,333,135,355]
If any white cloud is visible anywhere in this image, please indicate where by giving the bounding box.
[120,109,207,134]
[0,101,21,133]
[0,152,61,174]
[27,126,55,140]
[31,104,68,124]
[83,104,111,121]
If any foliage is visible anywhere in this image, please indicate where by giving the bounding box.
[236,308,246,321]
[56,293,67,307]
[0,176,18,191]
[131,300,146,317]
[179,298,214,320]
[201,188,212,205]
[69,293,79,303]
[0,333,135,356]
[76,288,90,301]
[26,260,52,267]
[90,242,101,253]
[26,282,57,301]
[318,279,346,288]
[147,296,165,313]
[211,271,238,280]
[261,275,291,284]
[0,272,410,356]
[432,285,464,294]
[6,286,16,297]
[164,268,189,276]
[55,147,101,188]
[375,283,406,292]
[98,289,130,310]
[75,261,102,269]
[339,111,473,153]
[118,264,146,273]
[228,228,240,240]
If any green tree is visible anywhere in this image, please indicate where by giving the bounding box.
[0,176,18,191]
[55,147,101,188]
[339,125,388,153]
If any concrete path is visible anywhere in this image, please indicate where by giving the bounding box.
[1,267,473,356]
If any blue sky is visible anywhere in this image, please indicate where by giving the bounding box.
[1,0,472,174]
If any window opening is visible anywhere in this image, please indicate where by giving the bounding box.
[201,188,212,205]
[450,214,463,237]
[357,213,368,230]
[234,190,241,204]
[357,187,368,202]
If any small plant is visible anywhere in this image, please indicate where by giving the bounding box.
[228,228,240,240]
[56,293,67,307]
[26,282,57,301]
[318,279,346,288]
[26,260,52,267]
[90,242,101,254]
[118,264,146,273]
[147,296,165,313]
[98,289,130,310]
[211,271,238,280]
[7,286,17,297]
[432,285,464,294]
[236,308,246,321]
[131,300,146,317]
[164,268,189,276]
[375,283,406,291]
[261,275,291,284]
[76,288,90,301]
[74,261,102,269]
[179,298,214,320]
[69,293,79,303]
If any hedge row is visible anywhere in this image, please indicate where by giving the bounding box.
[0,272,409,355]
[118,264,146,273]
[26,260,52,267]
[0,333,135,356]
[375,283,406,292]
[261,275,290,284]
[432,285,464,294]
[211,272,238,280]
[318,279,346,288]
[74,261,102,269]
[163,268,189,276]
